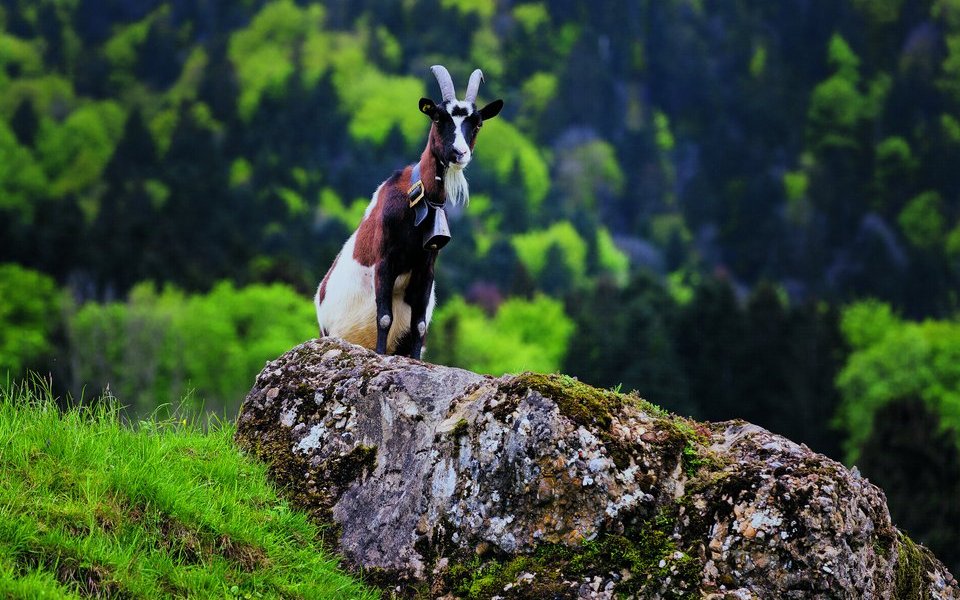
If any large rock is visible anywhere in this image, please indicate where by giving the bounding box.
[234,338,959,599]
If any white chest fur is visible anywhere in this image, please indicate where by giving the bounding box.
[315,236,433,353]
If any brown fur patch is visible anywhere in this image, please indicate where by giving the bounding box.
[418,143,440,197]
[351,138,443,268]
[353,187,386,266]
[316,252,339,305]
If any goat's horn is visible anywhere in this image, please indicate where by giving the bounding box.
[431,65,456,103]
[464,69,484,104]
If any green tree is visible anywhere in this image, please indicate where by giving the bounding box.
[675,277,743,421]
[0,122,47,219]
[835,301,960,573]
[564,272,690,415]
[35,101,126,201]
[68,282,316,416]
[428,295,574,375]
[87,108,161,291]
[898,191,945,250]
[737,283,844,457]
[512,221,589,289]
[835,302,960,463]
[0,264,63,378]
[554,139,625,214]
[807,34,889,152]
[855,400,960,575]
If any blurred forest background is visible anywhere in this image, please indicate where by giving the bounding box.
[1,0,960,572]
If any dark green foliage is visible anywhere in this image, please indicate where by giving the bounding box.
[10,100,38,146]
[87,108,162,291]
[567,274,845,459]
[67,281,317,416]
[835,301,960,574]
[565,272,690,415]
[0,264,63,379]
[677,279,846,458]
[2,0,960,580]
[858,401,960,576]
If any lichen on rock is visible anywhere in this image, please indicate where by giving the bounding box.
[234,338,959,599]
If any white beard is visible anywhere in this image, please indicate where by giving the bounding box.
[444,165,469,206]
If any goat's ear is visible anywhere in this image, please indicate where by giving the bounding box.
[479,99,503,121]
[419,97,439,121]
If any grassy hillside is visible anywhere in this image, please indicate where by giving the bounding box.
[0,381,376,599]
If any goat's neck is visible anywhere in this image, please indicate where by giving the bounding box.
[417,145,447,202]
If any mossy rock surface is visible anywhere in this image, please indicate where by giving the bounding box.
[235,338,960,599]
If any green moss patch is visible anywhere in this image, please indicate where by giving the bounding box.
[505,373,711,474]
[327,445,378,488]
[451,418,470,438]
[672,419,717,477]
[441,508,701,600]
[895,532,936,600]
[445,553,569,599]
[506,373,669,430]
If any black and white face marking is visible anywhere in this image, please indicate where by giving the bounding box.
[420,98,483,169]
[440,100,480,169]
[418,96,503,204]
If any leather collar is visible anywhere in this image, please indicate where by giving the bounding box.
[408,162,446,226]
[407,162,451,250]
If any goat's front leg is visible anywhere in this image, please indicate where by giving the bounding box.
[374,258,395,354]
[405,255,437,360]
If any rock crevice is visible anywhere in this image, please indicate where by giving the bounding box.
[235,338,958,599]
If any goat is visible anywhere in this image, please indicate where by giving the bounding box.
[315,65,503,359]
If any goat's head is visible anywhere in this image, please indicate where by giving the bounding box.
[419,65,503,171]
